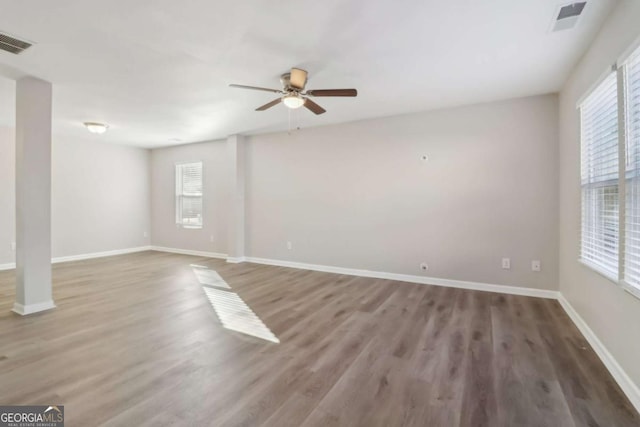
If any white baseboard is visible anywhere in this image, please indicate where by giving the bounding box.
[150,246,228,260]
[0,246,153,271]
[557,294,640,413]
[226,256,247,264]
[52,246,152,263]
[243,256,560,299]
[12,300,56,315]
[0,262,15,271]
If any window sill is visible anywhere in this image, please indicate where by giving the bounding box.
[578,259,640,301]
[578,258,618,283]
[177,225,203,230]
[621,281,640,301]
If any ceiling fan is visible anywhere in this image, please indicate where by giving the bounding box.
[229,68,357,115]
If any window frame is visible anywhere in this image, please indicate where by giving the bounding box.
[578,69,621,281]
[175,161,204,230]
[578,38,640,301]
[620,43,640,300]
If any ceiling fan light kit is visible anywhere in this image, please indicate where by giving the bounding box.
[230,67,357,115]
[282,94,304,109]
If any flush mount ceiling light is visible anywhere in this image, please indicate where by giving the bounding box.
[84,122,108,134]
[282,93,305,109]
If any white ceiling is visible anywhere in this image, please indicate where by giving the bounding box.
[0,0,617,148]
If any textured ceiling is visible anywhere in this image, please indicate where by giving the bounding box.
[0,0,617,147]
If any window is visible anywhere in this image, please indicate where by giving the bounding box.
[624,45,640,291]
[580,72,619,279]
[579,41,640,297]
[175,162,203,229]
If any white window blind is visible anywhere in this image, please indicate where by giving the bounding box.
[624,45,640,290]
[176,162,203,229]
[580,72,619,279]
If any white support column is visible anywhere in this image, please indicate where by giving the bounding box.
[13,77,55,315]
[226,134,246,263]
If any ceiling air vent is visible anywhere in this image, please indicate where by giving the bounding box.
[552,2,587,32]
[0,31,33,54]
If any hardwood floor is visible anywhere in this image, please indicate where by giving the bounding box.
[0,251,638,426]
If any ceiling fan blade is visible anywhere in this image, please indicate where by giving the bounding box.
[306,89,357,97]
[256,98,282,111]
[230,84,282,94]
[290,68,308,90]
[304,98,326,115]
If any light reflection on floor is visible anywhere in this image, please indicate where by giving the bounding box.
[191,265,279,344]
[190,265,229,288]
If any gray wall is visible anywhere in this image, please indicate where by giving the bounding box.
[52,137,151,257]
[150,140,229,254]
[559,0,640,388]
[245,94,559,290]
[0,127,151,264]
[0,127,15,264]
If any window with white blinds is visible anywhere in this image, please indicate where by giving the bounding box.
[580,72,619,279]
[175,162,203,229]
[624,45,640,291]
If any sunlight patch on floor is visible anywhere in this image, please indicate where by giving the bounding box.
[191,265,230,288]
[192,265,279,343]
[203,287,280,343]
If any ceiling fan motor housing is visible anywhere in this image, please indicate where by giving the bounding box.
[280,73,297,92]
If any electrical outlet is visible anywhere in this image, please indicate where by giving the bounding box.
[10,242,16,251]
[210,235,214,242]
[502,258,511,270]
[287,241,292,250]
[420,262,429,271]
[531,260,541,272]
[143,231,148,238]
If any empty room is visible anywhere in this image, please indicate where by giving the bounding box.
[1,0,640,426]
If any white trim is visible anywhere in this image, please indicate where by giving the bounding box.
[52,246,152,263]
[621,281,640,301]
[12,300,56,315]
[150,246,227,259]
[576,66,616,108]
[226,256,247,264]
[241,256,559,299]
[557,294,640,413]
[0,262,15,271]
[0,246,152,271]
[578,258,619,284]
[175,160,204,229]
[617,34,640,67]
[578,259,640,302]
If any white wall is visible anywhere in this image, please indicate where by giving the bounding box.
[245,94,559,290]
[150,141,229,254]
[559,0,640,388]
[0,127,151,264]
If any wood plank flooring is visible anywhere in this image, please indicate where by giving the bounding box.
[0,251,638,426]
